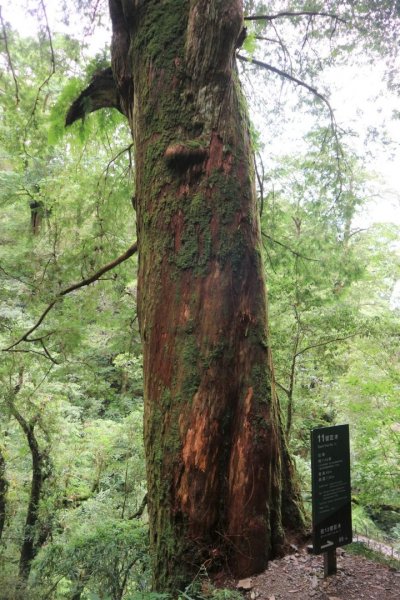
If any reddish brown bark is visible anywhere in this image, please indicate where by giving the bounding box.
[108,0,304,591]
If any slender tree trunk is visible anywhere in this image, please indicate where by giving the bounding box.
[0,446,7,542]
[71,586,84,600]
[19,427,46,580]
[8,403,47,581]
[109,0,304,592]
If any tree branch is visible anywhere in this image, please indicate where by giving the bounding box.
[65,66,123,126]
[254,152,265,217]
[103,143,134,179]
[0,6,20,105]
[3,241,138,351]
[261,231,320,262]
[40,340,59,365]
[275,380,290,397]
[244,12,346,24]
[0,265,34,289]
[295,332,359,359]
[128,493,148,520]
[237,53,334,122]
[6,348,56,362]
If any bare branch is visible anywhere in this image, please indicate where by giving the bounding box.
[244,12,346,24]
[129,494,148,520]
[254,36,282,44]
[3,241,138,352]
[275,380,290,397]
[295,332,359,359]
[0,265,34,289]
[0,6,20,105]
[236,53,334,122]
[40,340,59,365]
[270,21,293,75]
[103,143,134,179]
[7,348,55,362]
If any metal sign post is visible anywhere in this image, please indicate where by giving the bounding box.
[311,424,352,576]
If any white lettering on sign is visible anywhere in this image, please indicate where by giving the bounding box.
[317,433,339,444]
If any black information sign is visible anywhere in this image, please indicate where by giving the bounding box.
[311,424,352,554]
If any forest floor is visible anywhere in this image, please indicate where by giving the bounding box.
[235,543,400,600]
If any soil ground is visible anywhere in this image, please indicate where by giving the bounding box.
[237,544,400,600]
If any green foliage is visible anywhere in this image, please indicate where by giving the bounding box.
[32,519,149,599]
[258,127,400,538]
[242,30,257,57]
[48,77,84,144]
[1,1,400,596]
[174,568,244,600]
[0,21,145,599]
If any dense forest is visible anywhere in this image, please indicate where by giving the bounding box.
[0,1,399,599]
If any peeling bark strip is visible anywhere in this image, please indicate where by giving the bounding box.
[108,0,304,592]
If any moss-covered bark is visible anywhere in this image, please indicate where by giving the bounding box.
[109,0,305,592]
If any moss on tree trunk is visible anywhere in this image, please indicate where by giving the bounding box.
[109,0,305,592]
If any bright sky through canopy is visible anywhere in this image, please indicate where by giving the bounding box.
[2,0,399,227]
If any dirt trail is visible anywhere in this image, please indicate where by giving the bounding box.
[238,545,400,600]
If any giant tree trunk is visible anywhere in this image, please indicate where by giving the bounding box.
[109,0,304,592]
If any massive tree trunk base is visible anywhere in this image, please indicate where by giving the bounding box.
[108,0,306,592]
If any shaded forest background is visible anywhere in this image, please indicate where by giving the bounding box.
[0,1,399,598]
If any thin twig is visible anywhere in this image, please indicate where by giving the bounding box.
[3,241,138,351]
[270,21,293,75]
[0,265,34,288]
[237,52,344,177]
[295,332,359,358]
[128,493,148,520]
[40,340,59,365]
[103,143,134,179]
[261,231,319,262]
[7,348,55,361]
